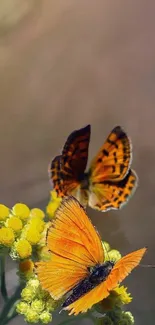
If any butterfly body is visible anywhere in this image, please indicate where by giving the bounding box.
[78,172,90,190]
[62,261,114,308]
[50,125,138,211]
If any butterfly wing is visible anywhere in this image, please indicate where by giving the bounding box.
[36,197,104,300]
[49,125,91,201]
[64,247,146,315]
[88,169,138,211]
[90,126,132,182]
[88,126,138,211]
[49,155,64,197]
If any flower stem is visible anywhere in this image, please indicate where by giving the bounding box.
[0,255,8,302]
[0,285,21,325]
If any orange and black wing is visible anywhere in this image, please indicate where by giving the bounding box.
[49,155,64,197]
[64,247,146,315]
[89,169,137,211]
[49,125,91,198]
[88,126,138,211]
[36,197,104,300]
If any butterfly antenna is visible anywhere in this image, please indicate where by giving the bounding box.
[102,242,110,261]
[139,264,155,268]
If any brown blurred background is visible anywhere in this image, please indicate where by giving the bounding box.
[0,1,155,324]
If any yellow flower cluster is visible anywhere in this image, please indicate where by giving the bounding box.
[0,202,47,260]
[96,311,134,325]
[16,276,60,324]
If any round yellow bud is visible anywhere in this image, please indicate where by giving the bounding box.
[39,311,52,324]
[30,208,45,219]
[31,299,45,313]
[12,203,30,220]
[25,227,41,245]
[21,287,36,302]
[7,216,23,232]
[25,309,39,323]
[122,311,134,324]
[16,239,32,258]
[29,218,45,233]
[0,204,10,221]
[16,301,29,315]
[27,278,40,289]
[0,227,15,246]
[108,249,121,262]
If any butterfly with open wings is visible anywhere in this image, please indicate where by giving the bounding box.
[36,197,146,315]
[49,125,138,211]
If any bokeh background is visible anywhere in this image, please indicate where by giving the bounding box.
[0,1,155,324]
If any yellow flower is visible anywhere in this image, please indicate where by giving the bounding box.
[0,204,10,221]
[25,227,41,245]
[99,286,132,312]
[25,309,39,323]
[6,216,23,232]
[39,311,52,324]
[31,299,45,313]
[30,208,45,219]
[113,286,132,305]
[121,311,134,324]
[28,218,45,233]
[46,190,62,218]
[108,249,121,262]
[16,239,32,258]
[12,203,30,220]
[16,301,29,315]
[21,287,36,302]
[0,227,15,246]
[19,259,34,275]
[28,278,40,289]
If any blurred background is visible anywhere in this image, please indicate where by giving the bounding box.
[0,0,155,324]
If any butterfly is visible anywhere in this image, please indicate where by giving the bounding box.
[49,125,138,211]
[36,197,146,315]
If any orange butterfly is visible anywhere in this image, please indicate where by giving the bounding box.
[49,125,138,211]
[36,197,146,315]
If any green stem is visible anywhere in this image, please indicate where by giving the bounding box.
[3,310,17,325]
[0,285,21,325]
[0,255,8,302]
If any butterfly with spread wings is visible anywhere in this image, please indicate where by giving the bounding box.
[36,197,146,315]
[49,125,137,211]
